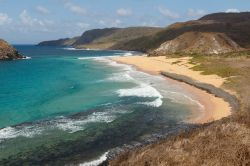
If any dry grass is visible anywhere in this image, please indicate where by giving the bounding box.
[110,111,250,166]
[110,55,250,166]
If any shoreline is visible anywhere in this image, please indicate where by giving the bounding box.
[112,55,239,124]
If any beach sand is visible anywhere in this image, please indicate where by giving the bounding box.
[112,55,231,124]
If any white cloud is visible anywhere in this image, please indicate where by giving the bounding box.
[76,22,90,29]
[65,2,87,15]
[36,6,50,14]
[188,9,206,17]
[158,7,180,19]
[20,10,40,26]
[0,13,12,25]
[99,19,122,27]
[225,9,240,13]
[19,10,54,32]
[117,8,132,16]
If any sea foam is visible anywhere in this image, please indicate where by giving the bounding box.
[54,111,116,133]
[0,107,131,142]
[80,56,165,108]
[22,56,32,60]
[117,84,162,98]
[79,151,109,166]
[0,126,42,143]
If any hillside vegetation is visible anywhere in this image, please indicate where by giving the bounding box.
[38,27,162,50]
[119,12,250,54]
[38,12,250,55]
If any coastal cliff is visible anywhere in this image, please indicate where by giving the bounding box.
[0,39,22,60]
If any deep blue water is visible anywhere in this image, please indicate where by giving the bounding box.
[0,45,198,165]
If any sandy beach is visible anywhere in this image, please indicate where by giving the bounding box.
[112,55,232,124]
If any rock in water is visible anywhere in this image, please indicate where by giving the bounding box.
[0,39,23,60]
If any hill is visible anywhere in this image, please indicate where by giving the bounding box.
[0,39,22,60]
[38,12,250,55]
[37,27,162,50]
[151,32,242,55]
[38,37,79,47]
[116,12,250,54]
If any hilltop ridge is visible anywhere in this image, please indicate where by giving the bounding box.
[38,12,250,55]
[38,27,162,50]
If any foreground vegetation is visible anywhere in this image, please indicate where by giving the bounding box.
[110,52,250,166]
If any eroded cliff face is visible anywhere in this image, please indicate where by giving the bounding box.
[0,39,22,60]
[151,32,243,56]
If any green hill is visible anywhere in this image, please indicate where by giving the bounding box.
[38,12,250,55]
[38,27,162,50]
[116,12,250,54]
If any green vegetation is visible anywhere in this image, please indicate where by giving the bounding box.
[38,27,162,50]
[190,56,240,78]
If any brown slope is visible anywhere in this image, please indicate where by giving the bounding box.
[151,32,243,55]
[110,111,250,166]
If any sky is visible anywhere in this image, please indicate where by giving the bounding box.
[0,0,249,44]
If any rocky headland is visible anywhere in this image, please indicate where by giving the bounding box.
[0,39,23,60]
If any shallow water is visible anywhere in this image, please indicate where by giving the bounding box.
[0,46,202,165]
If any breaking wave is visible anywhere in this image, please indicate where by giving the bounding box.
[79,151,109,166]
[0,108,130,142]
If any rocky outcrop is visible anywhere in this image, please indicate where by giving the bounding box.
[151,32,243,55]
[0,39,22,60]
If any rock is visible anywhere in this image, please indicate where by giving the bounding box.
[0,39,23,60]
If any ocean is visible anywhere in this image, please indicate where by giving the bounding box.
[0,45,200,165]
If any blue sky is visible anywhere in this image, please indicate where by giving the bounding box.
[0,0,249,44]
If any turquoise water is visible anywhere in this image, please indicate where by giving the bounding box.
[0,46,199,165]
[0,46,136,128]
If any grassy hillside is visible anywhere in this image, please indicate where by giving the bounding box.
[38,37,79,47]
[74,27,162,49]
[111,111,250,166]
[73,28,120,47]
[115,12,250,53]
[37,27,162,50]
[38,12,250,54]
